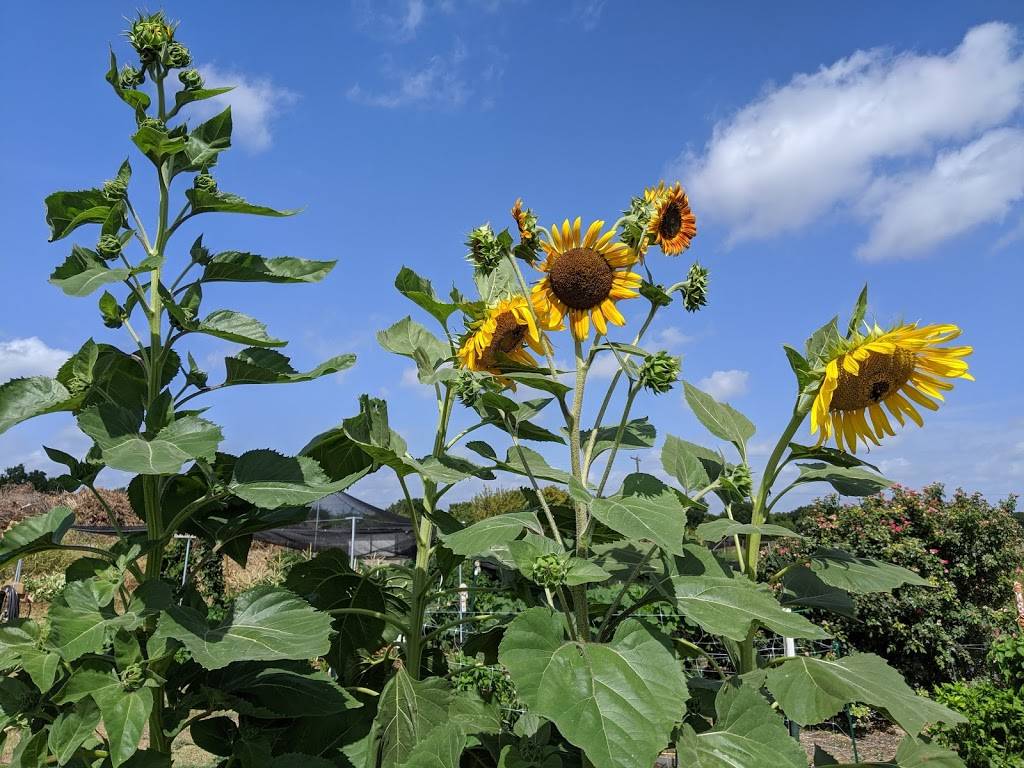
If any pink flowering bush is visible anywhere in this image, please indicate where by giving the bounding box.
[769,483,1023,688]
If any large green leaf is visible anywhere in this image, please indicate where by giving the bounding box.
[194,310,285,347]
[174,106,232,174]
[580,418,656,461]
[590,474,688,555]
[676,679,806,767]
[0,377,75,435]
[77,406,223,475]
[202,251,336,284]
[695,518,802,543]
[49,245,130,296]
[186,188,298,217]
[285,550,390,669]
[670,576,829,642]
[440,511,543,557]
[807,549,932,593]
[377,316,450,381]
[369,669,455,768]
[102,687,153,767]
[155,586,332,670]
[228,449,367,509]
[661,434,724,491]
[765,653,966,735]
[892,736,966,768]
[48,699,102,765]
[212,663,360,718]
[222,348,355,386]
[499,608,688,768]
[104,50,150,115]
[682,381,755,453]
[48,593,137,662]
[395,267,459,324]
[173,85,233,111]
[780,565,855,618]
[44,189,111,241]
[0,507,74,567]
[132,124,187,161]
[795,463,891,497]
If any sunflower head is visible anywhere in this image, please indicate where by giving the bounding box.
[645,181,697,256]
[531,218,641,341]
[810,322,973,453]
[456,295,546,379]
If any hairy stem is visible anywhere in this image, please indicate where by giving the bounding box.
[569,337,590,640]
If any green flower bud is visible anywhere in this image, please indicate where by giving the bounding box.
[164,41,192,69]
[96,234,124,260]
[193,172,217,193]
[722,463,753,500]
[465,224,506,275]
[190,235,212,266]
[178,68,204,90]
[681,262,709,313]
[102,177,128,202]
[119,663,145,691]
[619,194,656,257]
[638,350,680,394]
[639,280,673,308]
[137,116,167,132]
[531,553,569,589]
[453,368,492,408]
[118,64,145,90]
[127,12,175,62]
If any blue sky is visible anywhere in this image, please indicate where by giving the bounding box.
[1,1,1022,510]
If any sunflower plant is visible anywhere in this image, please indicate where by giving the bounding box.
[0,13,977,768]
[0,14,366,766]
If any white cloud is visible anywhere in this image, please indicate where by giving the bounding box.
[858,128,1024,259]
[571,0,607,31]
[348,41,505,110]
[194,64,298,152]
[683,22,1024,255]
[354,0,428,42]
[697,369,750,401]
[992,213,1024,251]
[588,354,624,380]
[0,337,69,380]
[650,326,693,350]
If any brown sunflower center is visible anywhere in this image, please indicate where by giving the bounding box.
[659,202,683,239]
[548,247,613,310]
[480,312,528,367]
[830,349,917,411]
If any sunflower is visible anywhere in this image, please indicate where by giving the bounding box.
[645,181,697,256]
[531,218,641,341]
[457,295,547,376]
[810,323,973,453]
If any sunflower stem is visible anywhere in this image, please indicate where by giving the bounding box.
[569,337,591,640]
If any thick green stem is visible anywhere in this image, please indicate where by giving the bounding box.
[569,338,590,640]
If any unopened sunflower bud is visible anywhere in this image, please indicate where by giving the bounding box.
[118,64,145,90]
[619,194,656,257]
[465,224,505,274]
[639,280,672,308]
[137,116,167,132]
[453,369,490,408]
[722,463,753,499]
[511,198,542,263]
[127,12,175,62]
[638,351,680,394]
[193,172,217,193]
[164,41,192,68]
[119,663,145,691]
[531,553,569,589]
[178,68,203,90]
[102,177,128,202]
[96,234,124,260]
[681,262,709,312]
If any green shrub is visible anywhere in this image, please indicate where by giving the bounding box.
[769,484,1024,688]
[933,678,1024,767]
[990,634,1024,691]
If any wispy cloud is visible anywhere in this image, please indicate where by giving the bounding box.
[353,0,429,43]
[193,64,299,152]
[348,41,503,110]
[0,337,69,380]
[696,369,750,401]
[682,22,1024,258]
[650,326,694,351]
[570,0,607,31]
[858,127,1024,260]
